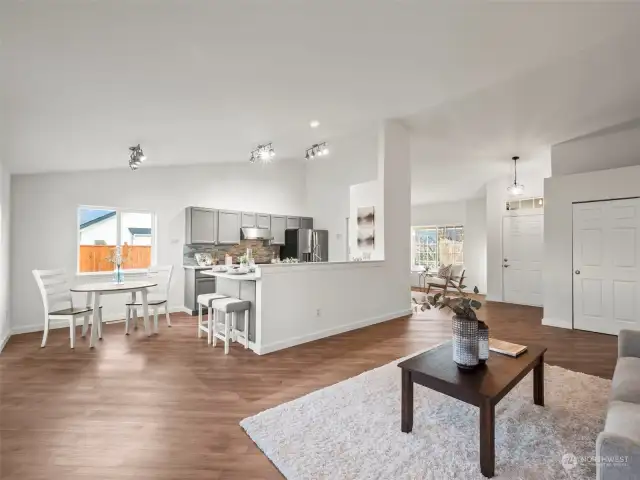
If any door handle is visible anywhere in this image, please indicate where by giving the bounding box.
[503,265,510,268]
[575,270,580,275]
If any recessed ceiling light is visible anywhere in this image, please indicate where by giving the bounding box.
[310,120,320,128]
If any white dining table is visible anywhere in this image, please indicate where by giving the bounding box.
[70,281,157,348]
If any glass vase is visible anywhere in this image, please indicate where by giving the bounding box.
[113,264,124,284]
[478,320,489,364]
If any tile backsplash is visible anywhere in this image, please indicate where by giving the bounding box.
[183,240,281,265]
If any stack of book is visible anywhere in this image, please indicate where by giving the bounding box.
[489,339,528,357]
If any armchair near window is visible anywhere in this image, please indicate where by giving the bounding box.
[424,264,466,296]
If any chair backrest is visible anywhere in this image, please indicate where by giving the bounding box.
[436,264,453,280]
[32,269,73,314]
[146,265,174,298]
[450,264,465,280]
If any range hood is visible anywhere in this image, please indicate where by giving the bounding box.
[241,227,273,241]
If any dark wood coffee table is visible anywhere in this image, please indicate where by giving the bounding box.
[398,341,546,478]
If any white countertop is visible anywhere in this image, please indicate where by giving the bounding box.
[200,270,259,281]
[183,265,214,270]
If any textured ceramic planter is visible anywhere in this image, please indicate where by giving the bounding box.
[452,315,479,370]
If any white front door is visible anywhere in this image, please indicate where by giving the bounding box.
[502,214,543,306]
[573,199,640,335]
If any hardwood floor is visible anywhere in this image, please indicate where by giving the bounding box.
[0,299,617,479]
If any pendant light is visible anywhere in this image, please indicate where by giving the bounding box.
[129,144,146,170]
[507,156,524,195]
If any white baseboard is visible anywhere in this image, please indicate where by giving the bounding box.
[254,309,413,355]
[0,330,11,353]
[10,306,188,336]
[542,317,572,329]
[484,295,503,303]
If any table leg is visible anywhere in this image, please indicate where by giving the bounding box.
[82,292,92,337]
[90,292,101,349]
[141,289,151,337]
[480,400,495,478]
[534,355,545,407]
[401,369,413,433]
[128,291,137,335]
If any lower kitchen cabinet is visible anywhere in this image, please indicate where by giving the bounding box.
[184,268,217,315]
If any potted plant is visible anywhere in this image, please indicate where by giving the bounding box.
[413,287,484,370]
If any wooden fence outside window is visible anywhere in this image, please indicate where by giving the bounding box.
[79,245,152,272]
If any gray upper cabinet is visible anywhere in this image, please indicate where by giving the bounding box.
[185,207,217,244]
[286,216,301,229]
[186,207,311,246]
[257,214,270,229]
[217,210,241,244]
[271,215,286,244]
[241,212,257,228]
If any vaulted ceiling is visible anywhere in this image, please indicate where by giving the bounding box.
[2,0,640,186]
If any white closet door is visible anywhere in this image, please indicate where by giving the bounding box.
[573,199,640,335]
[502,214,543,306]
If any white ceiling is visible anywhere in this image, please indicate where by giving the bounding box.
[2,1,640,186]
[408,28,640,204]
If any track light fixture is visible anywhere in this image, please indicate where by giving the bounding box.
[305,142,329,161]
[249,144,274,163]
[129,144,146,170]
[249,143,275,163]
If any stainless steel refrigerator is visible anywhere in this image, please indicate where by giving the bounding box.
[283,229,329,262]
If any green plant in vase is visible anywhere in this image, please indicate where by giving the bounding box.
[413,287,487,369]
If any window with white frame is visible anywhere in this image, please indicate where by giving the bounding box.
[412,225,464,271]
[78,206,155,273]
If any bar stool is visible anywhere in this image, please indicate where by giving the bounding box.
[210,297,251,354]
[197,293,228,345]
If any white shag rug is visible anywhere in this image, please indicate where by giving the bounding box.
[241,348,611,479]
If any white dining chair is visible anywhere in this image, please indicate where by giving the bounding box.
[32,269,100,348]
[125,265,174,334]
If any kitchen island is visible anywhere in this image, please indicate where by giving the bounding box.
[198,261,411,355]
[200,270,258,345]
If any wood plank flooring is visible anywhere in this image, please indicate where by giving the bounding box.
[0,298,617,479]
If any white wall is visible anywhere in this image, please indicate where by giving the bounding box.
[464,198,487,295]
[411,201,466,227]
[256,262,401,353]
[10,160,308,333]
[552,120,640,177]
[410,199,487,293]
[305,126,378,262]
[378,120,412,310]
[543,165,640,329]
[0,161,10,351]
[349,180,382,260]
